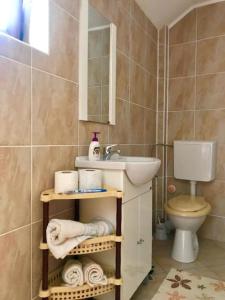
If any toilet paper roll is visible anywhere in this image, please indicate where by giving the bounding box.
[79,169,102,190]
[54,170,78,194]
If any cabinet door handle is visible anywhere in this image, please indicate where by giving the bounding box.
[140,238,144,243]
[137,240,141,245]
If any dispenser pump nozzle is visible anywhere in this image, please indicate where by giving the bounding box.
[92,132,100,141]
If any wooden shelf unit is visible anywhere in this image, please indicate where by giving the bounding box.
[39,187,123,300]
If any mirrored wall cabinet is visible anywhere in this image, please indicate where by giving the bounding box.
[79,0,117,125]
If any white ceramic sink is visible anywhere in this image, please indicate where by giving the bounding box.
[75,156,161,186]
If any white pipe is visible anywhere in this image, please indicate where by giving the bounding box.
[190,181,197,196]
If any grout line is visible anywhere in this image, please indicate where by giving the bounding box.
[129,14,157,46]
[32,66,78,85]
[50,0,80,23]
[31,208,75,225]
[30,45,33,300]
[0,223,31,238]
[117,48,157,79]
[0,54,31,68]
[194,9,197,139]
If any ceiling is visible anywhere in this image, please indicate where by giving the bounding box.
[135,0,214,28]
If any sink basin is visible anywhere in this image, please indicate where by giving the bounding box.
[75,156,161,186]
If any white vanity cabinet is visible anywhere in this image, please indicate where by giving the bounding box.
[78,168,153,300]
[122,190,152,299]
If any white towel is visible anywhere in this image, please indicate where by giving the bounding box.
[46,218,114,259]
[81,257,108,287]
[62,260,84,287]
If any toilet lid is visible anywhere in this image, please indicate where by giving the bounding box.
[168,195,207,212]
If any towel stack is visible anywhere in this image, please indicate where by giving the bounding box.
[46,218,114,259]
[62,257,107,287]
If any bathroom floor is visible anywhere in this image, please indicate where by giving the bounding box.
[132,238,225,300]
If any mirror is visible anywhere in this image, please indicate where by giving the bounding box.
[0,0,49,54]
[79,0,116,125]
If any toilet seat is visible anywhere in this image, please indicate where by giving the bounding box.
[165,195,211,217]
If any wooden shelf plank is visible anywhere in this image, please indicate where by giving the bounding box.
[40,186,123,202]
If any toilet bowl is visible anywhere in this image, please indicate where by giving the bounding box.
[165,195,211,263]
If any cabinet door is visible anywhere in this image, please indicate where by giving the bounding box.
[137,191,152,284]
[121,198,139,300]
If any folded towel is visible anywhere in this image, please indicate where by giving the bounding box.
[62,260,84,287]
[46,218,114,259]
[81,257,107,287]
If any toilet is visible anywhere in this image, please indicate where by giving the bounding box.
[165,140,216,263]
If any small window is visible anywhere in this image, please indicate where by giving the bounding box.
[0,0,49,54]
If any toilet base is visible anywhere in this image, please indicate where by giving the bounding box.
[172,229,199,263]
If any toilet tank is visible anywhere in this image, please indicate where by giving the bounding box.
[174,140,216,182]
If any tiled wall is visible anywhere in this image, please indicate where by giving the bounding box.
[167,1,225,242]
[0,1,157,299]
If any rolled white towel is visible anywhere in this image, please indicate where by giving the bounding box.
[46,218,114,259]
[62,260,84,287]
[81,257,107,287]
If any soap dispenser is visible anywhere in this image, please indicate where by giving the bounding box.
[88,132,100,161]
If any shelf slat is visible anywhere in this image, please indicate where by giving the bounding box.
[40,235,123,255]
[40,185,123,202]
[39,267,122,299]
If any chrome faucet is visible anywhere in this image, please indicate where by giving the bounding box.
[103,144,121,160]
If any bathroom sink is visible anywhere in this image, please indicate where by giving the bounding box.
[75,156,161,186]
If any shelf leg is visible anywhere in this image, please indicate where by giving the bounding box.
[42,202,49,300]
[74,199,80,221]
[115,196,122,300]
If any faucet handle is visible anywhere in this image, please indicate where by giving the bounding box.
[105,144,118,154]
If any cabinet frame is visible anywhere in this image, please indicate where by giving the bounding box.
[39,188,123,300]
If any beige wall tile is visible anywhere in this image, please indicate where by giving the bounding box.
[117,0,130,13]
[32,70,78,145]
[0,57,31,145]
[167,111,194,144]
[131,0,147,30]
[32,1,79,82]
[53,0,80,19]
[88,86,101,116]
[0,34,31,65]
[199,216,225,242]
[144,109,156,145]
[197,36,225,74]
[109,99,130,144]
[145,35,157,75]
[0,148,31,234]
[88,58,102,86]
[79,122,108,145]
[145,74,157,110]
[167,177,190,200]
[198,180,225,217]
[0,226,31,300]
[116,5,130,55]
[130,19,146,66]
[157,112,164,144]
[116,51,129,101]
[196,73,225,109]
[169,43,196,77]
[130,62,146,106]
[216,144,225,181]
[32,146,77,222]
[158,79,165,112]
[197,2,225,39]
[195,109,225,143]
[130,104,145,144]
[169,77,195,111]
[170,10,196,45]
[159,45,165,78]
[129,145,145,156]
